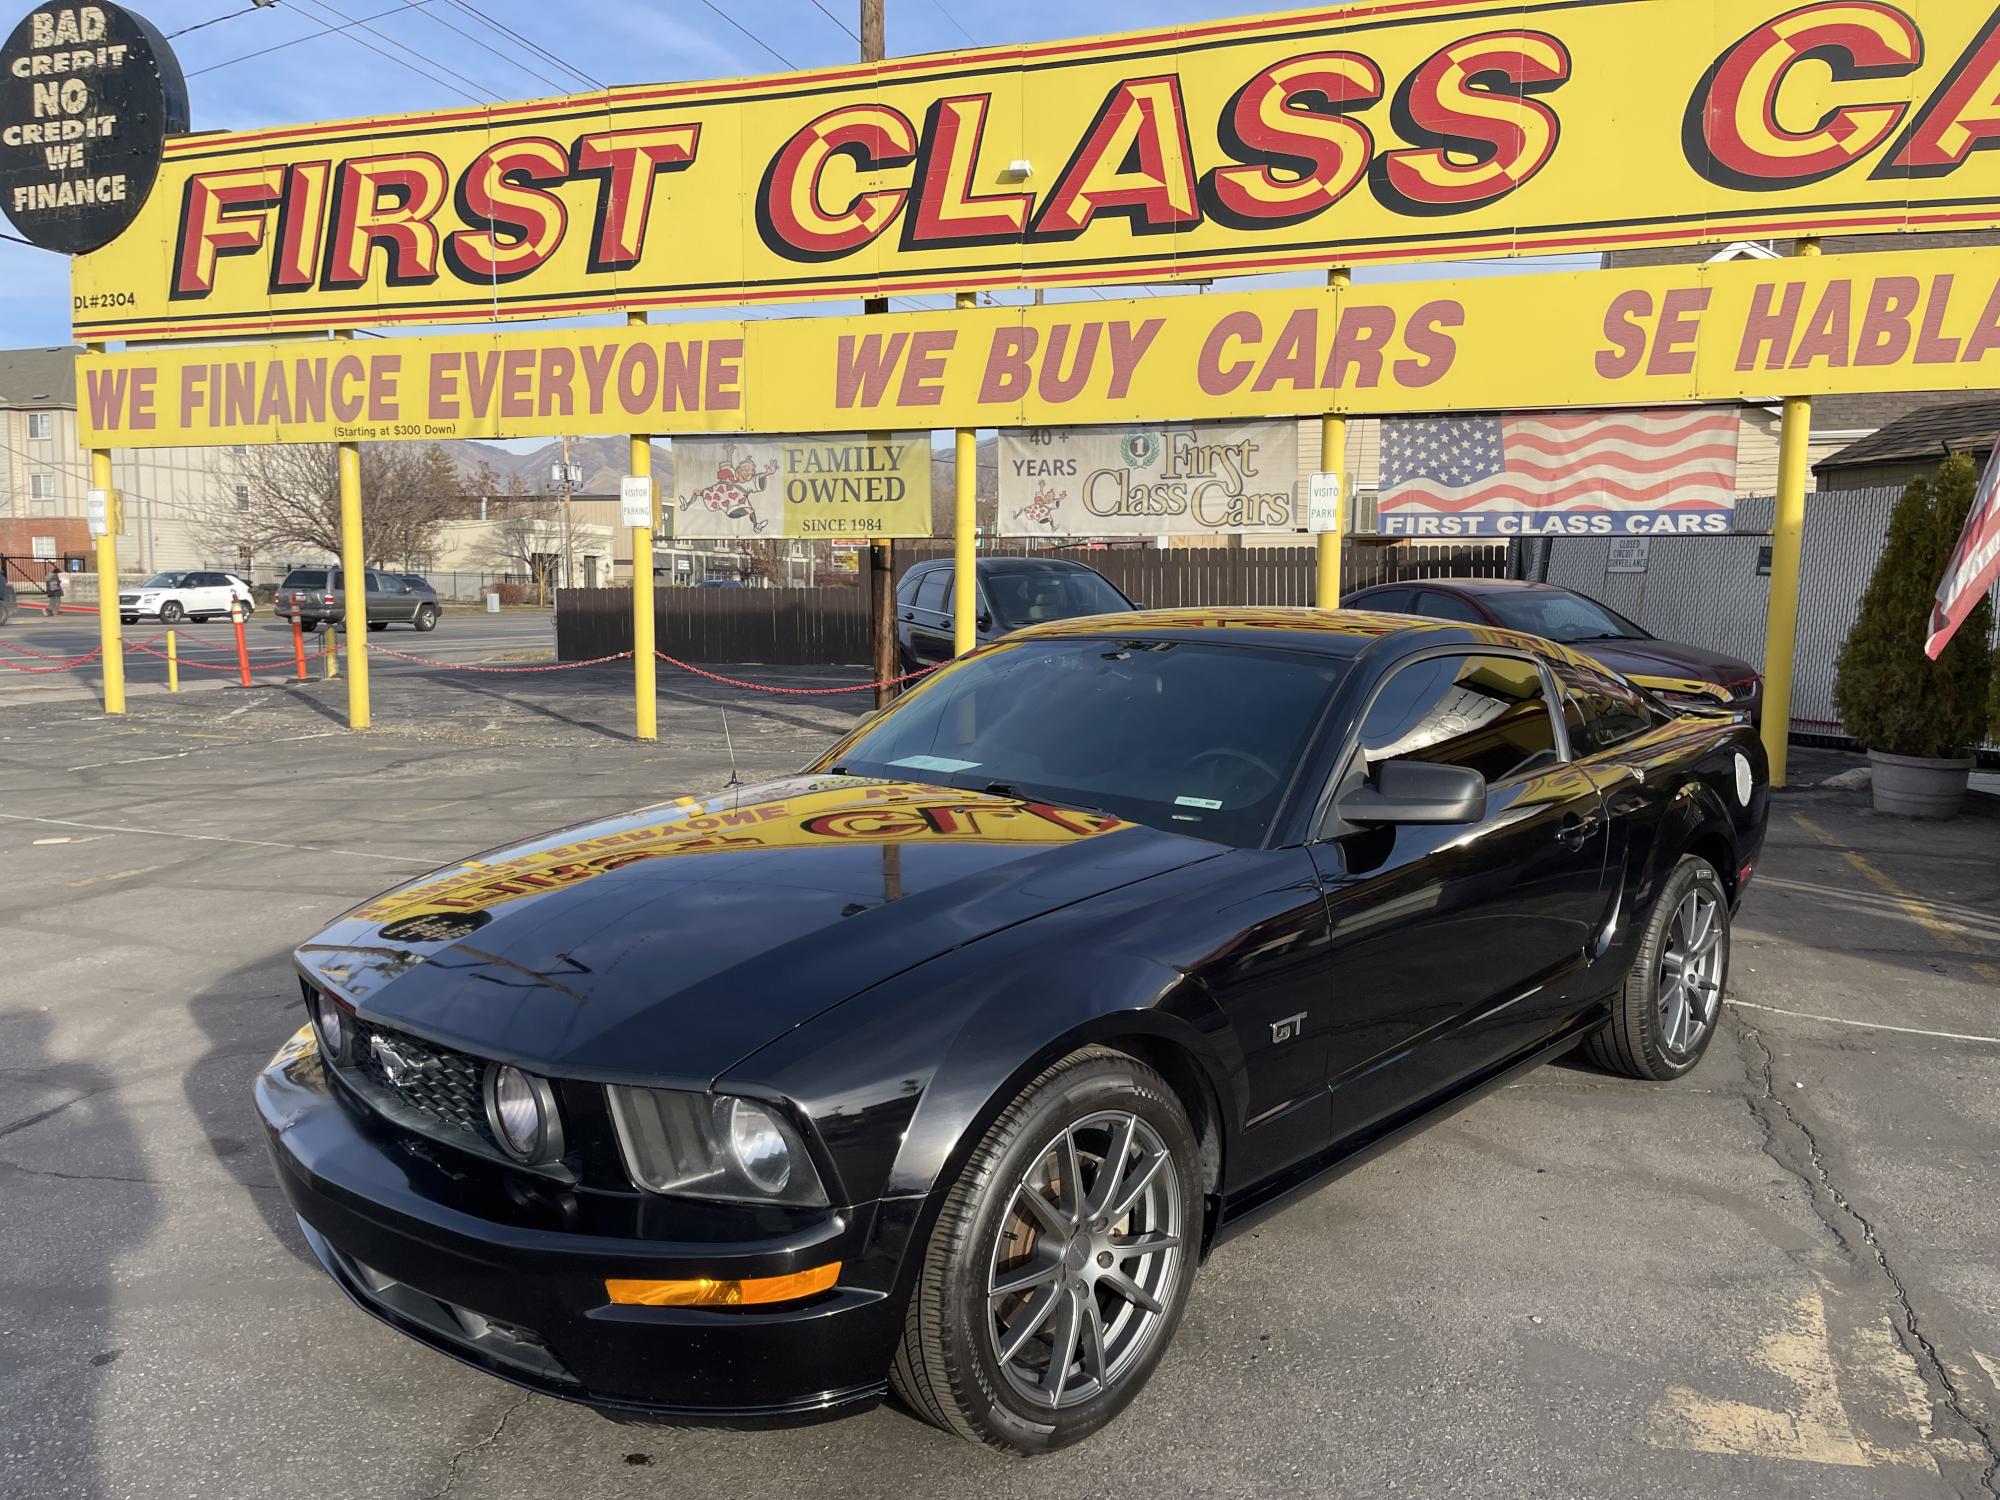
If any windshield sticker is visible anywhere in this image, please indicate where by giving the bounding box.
[1174,796,1223,810]
[888,755,981,773]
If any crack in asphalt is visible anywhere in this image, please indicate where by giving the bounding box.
[0,1158,163,1187]
[1740,1021,2000,1498]
[425,1395,533,1499]
[0,1086,110,1140]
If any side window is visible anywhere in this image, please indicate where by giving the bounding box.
[1555,662,1655,755]
[914,571,948,612]
[1414,589,1486,624]
[364,572,383,591]
[379,575,409,595]
[896,569,923,607]
[1359,653,1562,785]
[1355,587,1414,614]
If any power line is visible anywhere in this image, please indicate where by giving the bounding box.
[284,0,497,102]
[693,0,796,70]
[396,0,572,93]
[439,0,600,90]
[924,0,976,46]
[168,2,278,40]
[185,0,417,77]
[802,0,859,44]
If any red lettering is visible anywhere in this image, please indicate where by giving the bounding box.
[571,125,700,271]
[1201,53,1382,229]
[1373,32,1570,211]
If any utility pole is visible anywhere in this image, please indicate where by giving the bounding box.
[559,433,575,589]
[862,0,898,708]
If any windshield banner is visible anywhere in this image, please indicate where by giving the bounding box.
[1375,408,1740,537]
[68,0,2000,342]
[669,433,932,538]
[998,421,1298,537]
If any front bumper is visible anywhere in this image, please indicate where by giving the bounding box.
[256,1029,902,1426]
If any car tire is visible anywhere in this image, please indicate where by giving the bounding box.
[160,601,184,623]
[891,1047,1203,1454]
[367,621,387,632]
[190,615,209,624]
[1586,854,1731,1082]
[120,614,136,625]
[414,604,439,632]
[296,618,316,632]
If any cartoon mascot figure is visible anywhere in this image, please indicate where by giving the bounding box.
[1013,484,1066,531]
[682,447,778,532]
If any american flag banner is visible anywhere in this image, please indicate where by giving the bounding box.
[1925,442,2000,660]
[1376,409,1740,537]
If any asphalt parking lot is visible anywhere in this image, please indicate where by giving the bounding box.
[1,658,1996,1499]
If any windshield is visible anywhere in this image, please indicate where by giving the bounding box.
[983,568,1131,630]
[822,637,1345,846]
[1482,590,1648,643]
[142,572,189,589]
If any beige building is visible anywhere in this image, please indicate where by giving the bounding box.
[0,346,260,582]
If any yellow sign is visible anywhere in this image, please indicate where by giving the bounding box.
[670,434,932,538]
[70,0,2000,341]
[76,246,2000,445]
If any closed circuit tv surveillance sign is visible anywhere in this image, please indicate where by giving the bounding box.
[0,4,186,255]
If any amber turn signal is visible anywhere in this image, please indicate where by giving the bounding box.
[605,1262,840,1308]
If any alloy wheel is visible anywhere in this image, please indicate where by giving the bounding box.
[1658,887,1724,1055]
[986,1111,1183,1411]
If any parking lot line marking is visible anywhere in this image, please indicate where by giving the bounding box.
[1727,1001,2000,1046]
[65,864,168,889]
[1755,875,2000,940]
[1789,814,2000,986]
[0,812,441,867]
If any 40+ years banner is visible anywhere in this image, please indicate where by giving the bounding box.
[998,422,1300,537]
[67,0,2000,341]
[75,247,2000,447]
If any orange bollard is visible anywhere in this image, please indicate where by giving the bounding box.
[231,599,253,687]
[292,613,309,682]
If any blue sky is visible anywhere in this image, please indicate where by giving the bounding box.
[0,0,1598,349]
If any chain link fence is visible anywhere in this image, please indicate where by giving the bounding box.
[1529,487,2000,750]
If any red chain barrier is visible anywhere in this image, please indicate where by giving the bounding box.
[652,650,940,696]
[370,647,634,673]
[0,644,103,673]
[127,642,299,675]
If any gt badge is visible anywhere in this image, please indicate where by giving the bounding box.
[1271,1012,1307,1044]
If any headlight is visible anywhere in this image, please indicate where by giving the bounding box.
[606,1086,829,1207]
[484,1064,564,1165]
[308,988,346,1061]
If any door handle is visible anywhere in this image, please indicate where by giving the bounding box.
[1556,813,1601,849]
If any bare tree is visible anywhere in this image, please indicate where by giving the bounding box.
[197,443,473,566]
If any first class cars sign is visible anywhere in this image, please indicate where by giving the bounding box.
[1,4,186,255]
[64,0,2000,341]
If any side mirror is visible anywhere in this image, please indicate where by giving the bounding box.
[976,612,992,631]
[1336,760,1487,826]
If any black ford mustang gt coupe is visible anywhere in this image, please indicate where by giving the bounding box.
[258,608,1768,1453]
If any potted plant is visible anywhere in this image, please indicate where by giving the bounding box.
[1833,453,1996,817]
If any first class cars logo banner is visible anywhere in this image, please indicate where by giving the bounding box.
[74,245,2000,445]
[999,421,1299,536]
[669,434,932,538]
[65,0,2000,341]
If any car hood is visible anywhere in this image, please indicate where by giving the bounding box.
[295,775,1217,1084]
[1573,637,1754,685]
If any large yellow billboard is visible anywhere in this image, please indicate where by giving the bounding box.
[75,246,2000,445]
[69,0,2000,342]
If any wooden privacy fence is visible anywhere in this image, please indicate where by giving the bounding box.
[558,542,1506,665]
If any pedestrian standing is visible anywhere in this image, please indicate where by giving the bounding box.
[44,566,63,617]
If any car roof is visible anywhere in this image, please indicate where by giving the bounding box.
[910,556,1109,575]
[1004,605,1593,666]
[1353,577,1575,597]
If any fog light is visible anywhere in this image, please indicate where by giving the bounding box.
[309,989,345,1060]
[604,1262,841,1307]
[485,1064,563,1164]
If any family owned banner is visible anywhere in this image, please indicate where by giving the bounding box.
[669,433,932,539]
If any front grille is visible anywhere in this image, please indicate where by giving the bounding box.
[348,1016,494,1149]
[118,594,138,604]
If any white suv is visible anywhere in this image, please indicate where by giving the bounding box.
[119,570,255,624]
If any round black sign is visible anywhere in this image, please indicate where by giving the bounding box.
[0,4,187,255]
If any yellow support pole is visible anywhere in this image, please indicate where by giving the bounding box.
[1316,268,1351,609]
[165,629,178,693]
[323,629,338,680]
[953,291,979,657]
[334,332,370,730]
[1760,237,1819,788]
[86,341,125,714]
[629,312,658,741]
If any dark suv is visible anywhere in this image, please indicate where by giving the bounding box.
[896,556,1133,668]
[277,567,441,632]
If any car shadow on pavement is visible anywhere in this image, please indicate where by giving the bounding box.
[180,950,319,1272]
[421,672,638,742]
[0,1009,155,1500]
